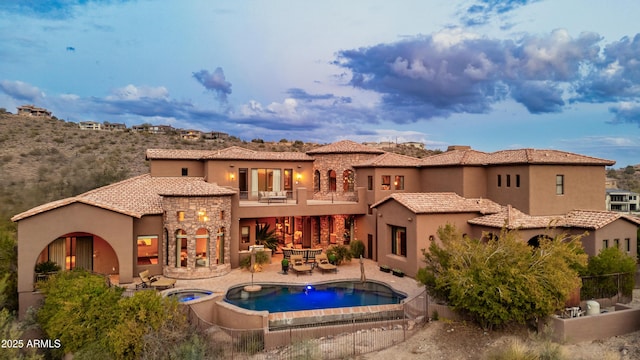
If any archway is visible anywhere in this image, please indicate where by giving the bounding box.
[34,232,119,277]
[528,234,552,248]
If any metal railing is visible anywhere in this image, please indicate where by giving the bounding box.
[187,289,428,359]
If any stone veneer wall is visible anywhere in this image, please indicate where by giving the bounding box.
[312,153,379,201]
[162,196,232,279]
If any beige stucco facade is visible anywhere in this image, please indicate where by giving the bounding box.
[13,141,638,316]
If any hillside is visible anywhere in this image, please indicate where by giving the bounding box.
[0,113,437,224]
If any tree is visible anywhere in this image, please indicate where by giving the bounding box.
[255,223,278,252]
[579,246,636,299]
[417,224,587,330]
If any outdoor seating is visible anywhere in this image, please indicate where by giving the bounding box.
[137,270,176,289]
[282,248,293,261]
[290,255,312,276]
[315,254,337,273]
[305,248,323,263]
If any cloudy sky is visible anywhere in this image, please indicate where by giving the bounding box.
[1,0,639,167]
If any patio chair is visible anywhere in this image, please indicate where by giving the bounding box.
[315,254,337,274]
[290,255,312,276]
[137,270,176,290]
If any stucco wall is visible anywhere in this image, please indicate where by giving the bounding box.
[150,159,204,177]
[16,203,133,316]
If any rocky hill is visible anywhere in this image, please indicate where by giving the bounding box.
[0,113,436,225]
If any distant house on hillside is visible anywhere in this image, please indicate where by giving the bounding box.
[180,129,202,141]
[606,188,640,213]
[103,122,127,131]
[16,105,52,118]
[203,131,229,142]
[132,124,174,134]
[79,121,102,130]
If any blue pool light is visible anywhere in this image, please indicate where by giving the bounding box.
[306,285,314,291]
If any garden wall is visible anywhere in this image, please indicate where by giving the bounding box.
[542,304,640,344]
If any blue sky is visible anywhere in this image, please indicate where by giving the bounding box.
[1,0,639,167]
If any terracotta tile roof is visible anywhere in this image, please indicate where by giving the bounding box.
[203,146,313,161]
[12,174,236,221]
[563,210,640,229]
[468,206,564,229]
[422,148,615,166]
[353,152,423,168]
[468,208,640,230]
[371,192,502,214]
[146,147,312,161]
[306,140,385,155]
[421,149,491,166]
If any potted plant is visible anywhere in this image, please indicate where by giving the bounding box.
[379,265,391,273]
[281,258,289,274]
[327,253,337,265]
[392,268,404,277]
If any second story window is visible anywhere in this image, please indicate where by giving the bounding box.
[556,175,564,195]
[394,175,404,190]
[497,174,502,187]
[506,174,511,187]
[181,168,188,176]
[381,175,391,190]
[516,174,521,187]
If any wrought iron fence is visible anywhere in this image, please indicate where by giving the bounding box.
[189,289,428,359]
[580,272,634,302]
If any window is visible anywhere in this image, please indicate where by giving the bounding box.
[313,170,321,193]
[602,239,609,249]
[328,170,337,192]
[381,175,391,190]
[239,168,248,199]
[556,175,564,195]
[516,174,521,188]
[195,228,209,267]
[497,174,502,187]
[343,170,354,192]
[284,169,293,192]
[391,226,407,257]
[177,211,185,222]
[181,168,188,176]
[241,226,250,244]
[176,230,187,267]
[625,238,631,252]
[197,209,208,222]
[506,174,511,187]
[394,175,404,190]
[251,168,282,194]
[614,238,620,248]
[367,176,373,190]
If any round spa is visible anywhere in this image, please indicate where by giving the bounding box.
[163,288,215,304]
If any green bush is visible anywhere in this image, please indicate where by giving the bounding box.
[326,244,352,265]
[350,239,365,258]
[579,246,636,299]
[417,224,587,330]
[34,260,61,274]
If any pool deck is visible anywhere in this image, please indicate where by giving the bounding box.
[164,256,424,301]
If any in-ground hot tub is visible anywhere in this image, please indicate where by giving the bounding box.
[163,288,215,303]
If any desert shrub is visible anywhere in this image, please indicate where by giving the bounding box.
[350,239,365,258]
[417,224,587,330]
[579,246,636,299]
[326,244,352,265]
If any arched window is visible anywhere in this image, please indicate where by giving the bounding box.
[175,229,187,267]
[314,170,321,193]
[217,227,226,264]
[343,170,354,192]
[328,170,337,192]
[195,228,209,267]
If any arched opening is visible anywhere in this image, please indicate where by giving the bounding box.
[35,232,119,279]
[217,227,226,264]
[482,232,499,243]
[313,170,321,193]
[175,229,187,267]
[328,170,337,192]
[528,234,552,248]
[195,228,209,267]
[343,170,354,192]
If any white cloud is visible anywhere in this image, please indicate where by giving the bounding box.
[107,84,169,100]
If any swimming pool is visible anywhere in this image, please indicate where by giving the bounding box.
[224,280,406,312]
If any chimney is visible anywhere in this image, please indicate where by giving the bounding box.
[446,145,471,152]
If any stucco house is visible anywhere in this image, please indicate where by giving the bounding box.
[12,140,639,316]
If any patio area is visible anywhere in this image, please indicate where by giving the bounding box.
[127,250,424,301]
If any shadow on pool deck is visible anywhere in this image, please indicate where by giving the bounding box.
[162,256,424,300]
